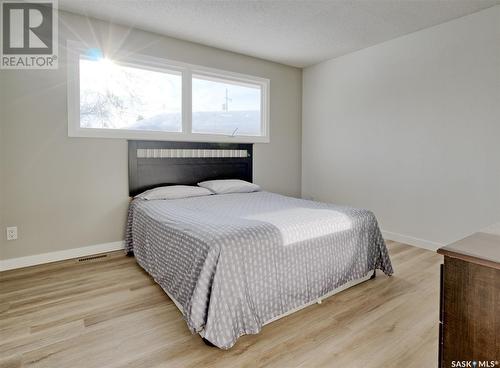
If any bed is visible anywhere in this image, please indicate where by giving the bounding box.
[125,140,393,349]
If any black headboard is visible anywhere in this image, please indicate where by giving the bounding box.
[128,140,253,196]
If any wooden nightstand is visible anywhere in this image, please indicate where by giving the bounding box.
[437,224,500,368]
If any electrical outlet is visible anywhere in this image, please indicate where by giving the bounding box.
[6,226,17,241]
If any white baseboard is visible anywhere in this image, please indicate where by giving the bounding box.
[382,230,443,251]
[0,241,125,272]
[0,231,442,271]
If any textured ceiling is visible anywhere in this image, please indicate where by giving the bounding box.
[59,0,499,67]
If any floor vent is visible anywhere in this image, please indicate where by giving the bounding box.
[78,254,108,262]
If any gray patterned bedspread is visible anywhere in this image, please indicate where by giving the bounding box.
[125,191,393,349]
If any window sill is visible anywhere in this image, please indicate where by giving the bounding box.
[68,127,270,144]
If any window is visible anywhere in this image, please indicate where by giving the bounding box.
[68,42,270,143]
[192,75,262,136]
[79,58,182,132]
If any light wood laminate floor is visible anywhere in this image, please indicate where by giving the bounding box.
[0,241,442,368]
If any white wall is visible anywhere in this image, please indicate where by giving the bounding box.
[0,10,302,260]
[302,6,500,249]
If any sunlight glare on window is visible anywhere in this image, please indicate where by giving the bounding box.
[79,58,182,132]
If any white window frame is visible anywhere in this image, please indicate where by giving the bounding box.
[67,41,270,143]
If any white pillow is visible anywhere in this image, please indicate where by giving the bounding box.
[135,185,213,200]
[198,179,260,194]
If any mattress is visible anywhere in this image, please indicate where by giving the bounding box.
[125,191,393,349]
